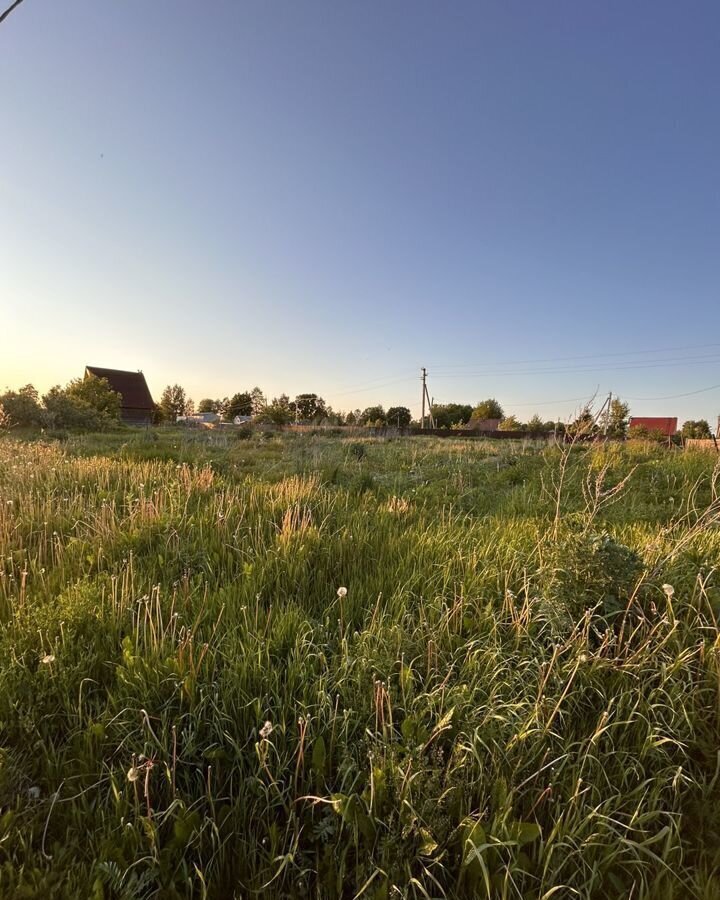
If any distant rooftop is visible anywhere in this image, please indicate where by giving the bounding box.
[85,366,154,413]
[628,416,677,437]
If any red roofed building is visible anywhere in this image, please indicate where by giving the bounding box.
[85,366,154,425]
[628,416,677,437]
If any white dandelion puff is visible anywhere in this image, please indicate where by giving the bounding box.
[259,720,274,740]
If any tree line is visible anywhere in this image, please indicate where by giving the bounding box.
[161,390,637,435]
[0,377,712,439]
[157,384,416,428]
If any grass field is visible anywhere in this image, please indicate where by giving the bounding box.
[1,430,720,899]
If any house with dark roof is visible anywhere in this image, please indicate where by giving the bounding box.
[85,366,154,425]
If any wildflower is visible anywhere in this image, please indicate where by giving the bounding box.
[337,586,348,599]
[127,765,141,783]
[259,720,274,740]
[27,786,41,800]
[40,654,55,665]
[662,584,675,598]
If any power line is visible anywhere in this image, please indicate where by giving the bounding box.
[506,394,599,408]
[0,0,26,27]
[431,354,719,379]
[626,383,720,402]
[430,341,720,371]
[332,375,416,398]
[330,343,720,398]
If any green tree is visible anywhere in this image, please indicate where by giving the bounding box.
[256,394,293,425]
[197,398,217,413]
[360,405,386,426]
[386,406,412,427]
[226,392,253,419]
[250,387,266,417]
[256,403,291,425]
[42,376,121,430]
[607,398,630,438]
[682,420,711,439]
[471,398,504,421]
[292,393,326,422]
[526,414,548,435]
[498,415,522,431]
[159,384,188,422]
[67,374,121,419]
[318,405,343,425]
[567,408,598,438]
[0,384,43,427]
[274,393,291,412]
[432,403,473,429]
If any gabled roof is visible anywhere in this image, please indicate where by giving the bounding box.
[628,416,677,437]
[85,366,154,409]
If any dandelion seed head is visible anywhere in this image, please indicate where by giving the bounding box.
[259,720,273,739]
[337,586,347,599]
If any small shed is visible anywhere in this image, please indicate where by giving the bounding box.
[628,416,677,437]
[85,366,154,425]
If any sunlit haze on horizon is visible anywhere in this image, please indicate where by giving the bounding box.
[2,1,719,423]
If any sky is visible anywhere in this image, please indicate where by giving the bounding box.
[1,0,719,424]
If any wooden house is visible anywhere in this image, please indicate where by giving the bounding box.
[85,366,154,425]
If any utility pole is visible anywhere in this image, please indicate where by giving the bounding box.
[419,368,436,429]
[604,391,612,435]
[421,368,427,429]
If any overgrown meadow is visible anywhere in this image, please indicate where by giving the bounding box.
[1,430,720,899]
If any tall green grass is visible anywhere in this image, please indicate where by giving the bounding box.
[0,432,719,898]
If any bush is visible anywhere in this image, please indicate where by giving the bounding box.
[0,385,43,427]
[42,376,121,431]
[349,442,366,460]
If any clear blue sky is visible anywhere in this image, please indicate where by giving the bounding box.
[1,1,719,423]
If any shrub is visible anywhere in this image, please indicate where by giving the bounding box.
[0,385,43,427]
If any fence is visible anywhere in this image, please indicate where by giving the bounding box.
[684,438,719,452]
